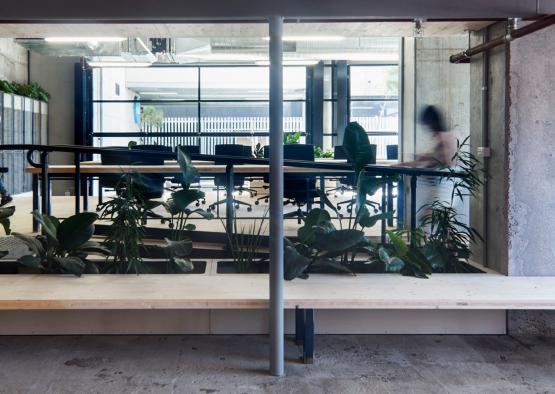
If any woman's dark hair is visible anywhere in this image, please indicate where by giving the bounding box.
[419,105,447,133]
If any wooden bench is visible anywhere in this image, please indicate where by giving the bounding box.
[1,273,555,363]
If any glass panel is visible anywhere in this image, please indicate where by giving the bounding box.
[323,101,334,151]
[94,67,199,101]
[283,67,306,100]
[201,67,268,100]
[350,65,399,100]
[93,102,198,148]
[324,66,333,100]
[350,101,398,132]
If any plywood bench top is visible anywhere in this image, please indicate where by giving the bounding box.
[1,274,555,311]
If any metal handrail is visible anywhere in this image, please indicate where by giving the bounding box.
[2,143,461,178]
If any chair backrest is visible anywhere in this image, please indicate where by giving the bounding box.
[283,144,314,161]
[283,144,315,203]
[100,145,170,199]
[176,145,200,155]
[386,144,399,160]
[214,144,251,164]
[334,145,347,160]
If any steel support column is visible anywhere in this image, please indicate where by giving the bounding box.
[269,15,284,377]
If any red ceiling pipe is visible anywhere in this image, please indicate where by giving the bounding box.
[450,14,555,63]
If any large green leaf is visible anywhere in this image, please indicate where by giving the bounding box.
[0,206,15,220]
[315,189,339,214]
[298,208,335,243]
[51,256,86,276]
[76,241,112,257]
[342,122,376,173]
[177,146,200,185]
[170,189,205,212]
[163,238,193,258]
[13,233,45,257]
[17,254,43,269]
[172,257,194,273]
[57,212,98,251]
[284,244,311,281]
[0,218,11,235]
[32,210,59,247]
[311,229,367,254]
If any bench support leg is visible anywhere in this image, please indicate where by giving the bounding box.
[295,307,314,364]
[295,306,304,345]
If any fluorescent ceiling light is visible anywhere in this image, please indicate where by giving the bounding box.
[255,60,319,66]
[87,61,152,68]
[45,37,126,43]
[139,92,178,95]
[263,36,345,42]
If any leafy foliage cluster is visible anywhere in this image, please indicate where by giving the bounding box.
[284,122,482,280]
[0,80,50,102]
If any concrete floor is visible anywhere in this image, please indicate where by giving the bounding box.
[0,335,554,393]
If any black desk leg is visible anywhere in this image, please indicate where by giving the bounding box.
[295,306,305,345]
[32,174,39,231]
[387,181,394,227]
[225,164,234,247]
[295,307,315,364]
[319,175,325,209]
[82,176,88,211]
[74,153,81,214]
[40,152,50,216]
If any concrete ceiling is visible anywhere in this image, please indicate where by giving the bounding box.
[0,21,495,38]
[0,0,551,20]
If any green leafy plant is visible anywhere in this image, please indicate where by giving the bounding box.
[284,122,433,280]
[13,211,109,276]
[283,131,302,144]
[153,147,214,273]
[141,106,164,129]
[414,137,483,272]
[313,146,333,159]
[284,208,369,280]
[98,174,152,274]
[223,210,268,273]
[0,206,15,235]
[0,80,50,102]
[254,142,264,158]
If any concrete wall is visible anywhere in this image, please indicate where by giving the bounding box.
[468,22,510,274]
[507,23,555,276]
[29,53,80,195]
[0,38,27,84]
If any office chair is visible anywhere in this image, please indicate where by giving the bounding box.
[335,143,381,214]
[386,144,399,160]
[208,144,253,213]
[254,145,270,205]
[98,144,170,221]
[282,144,317,224]
[326,145,355,196]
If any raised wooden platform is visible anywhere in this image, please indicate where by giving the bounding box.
[1,273,555,311]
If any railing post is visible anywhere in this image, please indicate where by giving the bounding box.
[225,163,234,248]
[40,151,50,216]
[74,152,81,214]
[410,175,417,244]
